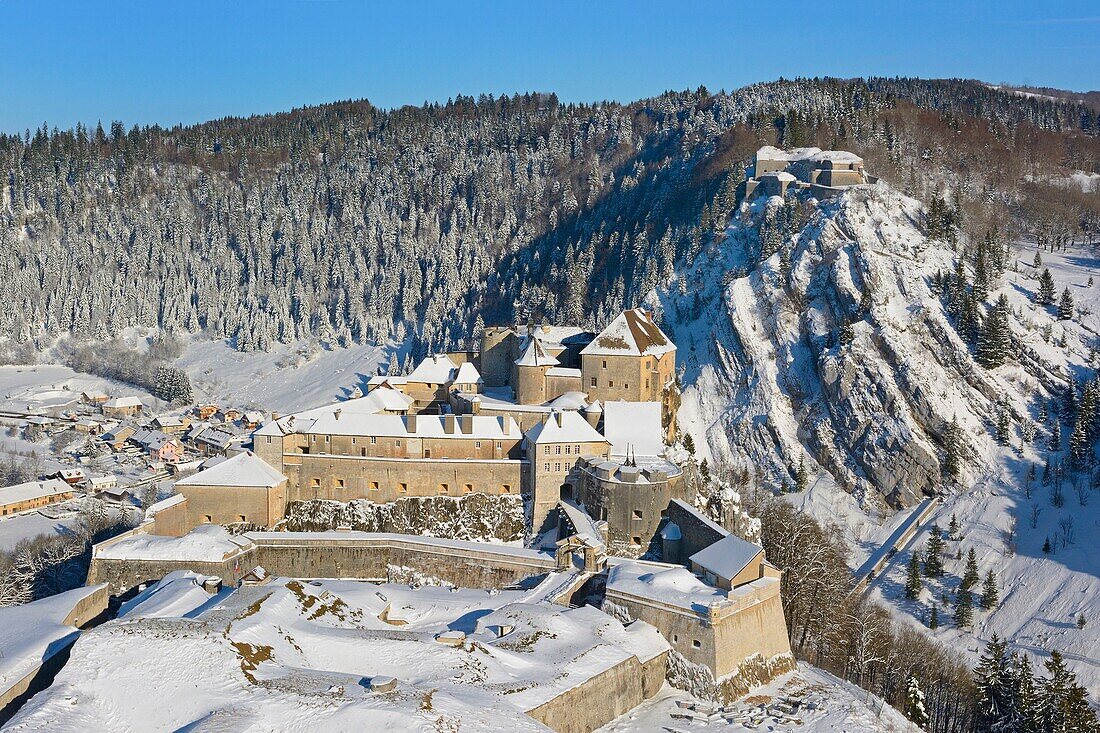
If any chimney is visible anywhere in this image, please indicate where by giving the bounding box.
[555,411,564,428]
[406,414,417,433]
[502,416,511,436]
[470,397,481,415]
[460,414,473,434]
[334,409,342,421]
[272,412,281,421]
[444,414,456,434]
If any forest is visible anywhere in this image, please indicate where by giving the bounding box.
[1,77,1098,362]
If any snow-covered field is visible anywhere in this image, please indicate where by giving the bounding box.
[173,338,394,413]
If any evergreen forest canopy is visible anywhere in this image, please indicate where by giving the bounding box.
[2,77,1099,359]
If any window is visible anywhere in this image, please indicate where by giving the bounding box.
[673,634,678,643]
[310,478,321,489]
[590,377,597,387]
[370,436,377,445]
[645,379,650,389]
[632,536,642,545]
[352,437,357,445]
[360,448,367,457]
[544,446,550,455]
[554,463,561,472]
[495,441,501,449]
[608,380,614,388]
[574,445,580,453]
[439,483,449,493]
[238,515,246,522]
[632,510,643,519]
[203,515,212,523]
[647,359,652,369]
[424,449,431,459]
[324,435,329,443]
[624,382,629,389]
[602,360,607,369]
[692,640,701,649]
[311,435,316,443]
[555,445,561,455]
[398,483,408,493]
[335,479,345,489]
[370,481,379,491]
[475,441,481,449]
[464,483,472,493]
[564,445,571,455]
[544,462,550,472]
[395,439,401,447]
[502,484,511,494]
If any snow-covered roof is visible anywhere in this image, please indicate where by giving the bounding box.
[175,451,285,488]
[519,325,592,350]
[546,391,588,410]
[304,412,519,441]
[195,427,236,448]
[354,386,415,413]
[688,533,763,582]
[526,410,608,445]
[580,309,675,358]
[755,145,823,162]
[103,396,143,408]
[514,338,559,367]
[153,415,185,427]
[602,400,664,457]
[0,478,72,507]
[761,170,797,182]
[545,366,580,378]
[812,150,863,164]
[558,500,606,552]
[406,354,458,384]
[453,361,483,386]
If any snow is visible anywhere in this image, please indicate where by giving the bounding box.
[8,577,671,732]
[0,584,105,694]
[304,411,519,440]
[514,338,559,367]
[96,524,253,562]
[597,664,921,733]
[174,450,285,488]
[688,534,763,582]
[605,560,727,612]
[602,400,664,457]
[406,353,458,383]
[0,477,71,507]
[525,410,607,445]
[453,361,482,386]
[558,499,606,551]
[580,308,676,358]
[174,338,392,413]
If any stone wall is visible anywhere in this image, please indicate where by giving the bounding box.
[576,468,686,555]
[524,653,665,733]
[605,575,791,681]
[667,499,727,562]
[176,480,287,528]
[88,531,556,595]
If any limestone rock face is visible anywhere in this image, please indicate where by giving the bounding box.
[661,183,1007,509]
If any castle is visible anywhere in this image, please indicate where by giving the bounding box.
[744,145,873,199]
[239,307,684,548]
[81,308,795,726]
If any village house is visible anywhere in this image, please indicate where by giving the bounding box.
[193,427,239,456]
[54,468,86,485]
[80,390,109,406]
[130,429,184,463]
[195,404,220,420]
[151,414,190,435]
[0,478,74,516]
[101,396,144,419]
[100,424,137,452]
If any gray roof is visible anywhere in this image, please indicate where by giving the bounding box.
[688,534,762,581]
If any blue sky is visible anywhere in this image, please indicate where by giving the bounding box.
[1,1,1098,134]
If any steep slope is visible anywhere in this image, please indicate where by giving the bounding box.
[661,182,990,507]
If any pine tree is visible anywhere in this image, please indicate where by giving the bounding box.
[837,319,855,346]
[974,636,1013,732]
[962,547,980,591]
[976,294,1012,368]
[973,241,990,302]
[683,433,695,455]
[949,513,960,539]
[929,603,939,629]
[1038,651,1100,732]
[1010,654,1041,733]
[904,675,929,728]
[1048,421,1062,453]
[1033,250,1043,269]
[1036,269,1057,306]
[924,524,945,577]
[905,551,923,599]
[794,453,808,492]
[1042,536,1052,554]
[980,569,999,609]
[1069,416,1091,469]
[1057,287,1075,321]
[955,585,974,627]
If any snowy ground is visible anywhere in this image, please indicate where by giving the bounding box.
[597,663,920,733]
[173,338,394,413]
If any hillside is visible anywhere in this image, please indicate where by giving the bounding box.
[1,78,1098,363]
[654,176,1099,699]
